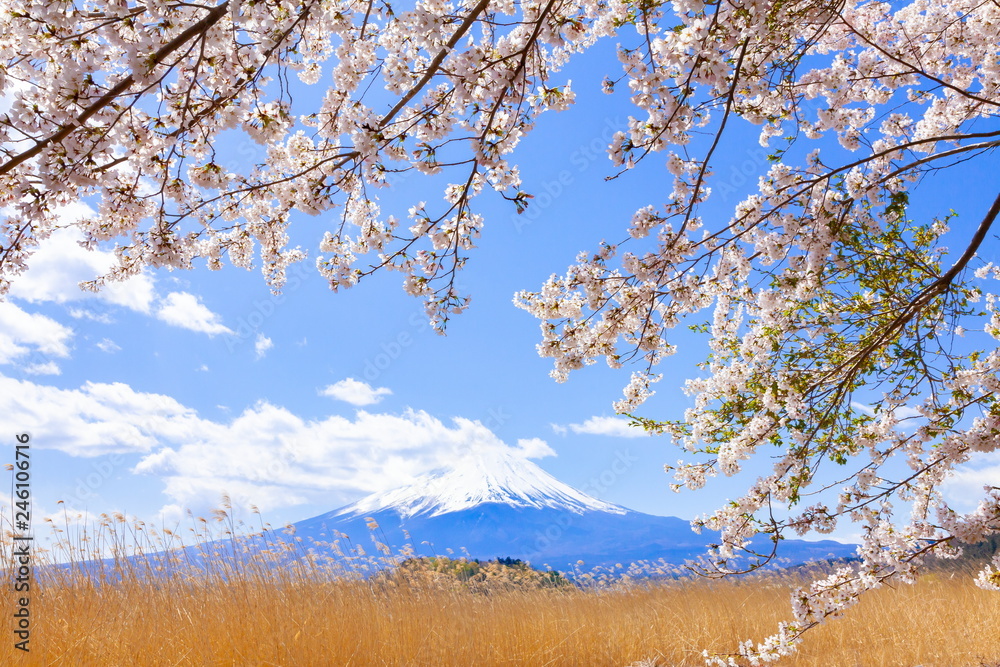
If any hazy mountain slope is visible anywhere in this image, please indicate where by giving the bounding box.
[290,449,856,572]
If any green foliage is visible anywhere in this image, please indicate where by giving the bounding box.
[389,556,573,591]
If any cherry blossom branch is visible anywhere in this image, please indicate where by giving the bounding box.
[0,1,232,177]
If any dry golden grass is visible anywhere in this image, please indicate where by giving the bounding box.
[1,513,998,666]
[2,561,998,665]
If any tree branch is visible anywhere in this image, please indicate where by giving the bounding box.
[0,1,231,177]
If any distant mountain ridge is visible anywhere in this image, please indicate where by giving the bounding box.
[51,449,859,581]
[290,449,857,573]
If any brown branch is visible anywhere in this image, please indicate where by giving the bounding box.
[820,190,1000,387]
[377,0,492,130]
[0,1,232,177]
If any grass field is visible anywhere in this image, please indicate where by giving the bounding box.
[2,515,999,666]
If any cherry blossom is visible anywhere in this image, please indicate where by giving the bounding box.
[2,0,1000,662]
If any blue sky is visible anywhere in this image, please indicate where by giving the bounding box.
[2,40,998,550]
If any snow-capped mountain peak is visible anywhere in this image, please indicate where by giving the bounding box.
[336,448,628,519]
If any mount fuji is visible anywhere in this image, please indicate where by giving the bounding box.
[55,449,857,582]
[288,449,857,573]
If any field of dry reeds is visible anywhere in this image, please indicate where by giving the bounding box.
[1,511,998,666]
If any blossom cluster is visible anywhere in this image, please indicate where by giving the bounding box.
[3,0,1000,663]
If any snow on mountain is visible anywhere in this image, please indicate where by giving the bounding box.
[68,448,854,581]
[285,447,857,573]
[335,447,628,519]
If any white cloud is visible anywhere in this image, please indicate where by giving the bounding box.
[942,452,1000,511]
[68,308,114,324]
[9,220,156,314]
[850,401,922,420]
[0,301,73,364]
[24,361,61,376]
[321,378,392,406]
[0,374,200,457]
[7,212,232,340]
[132,406,553,514]
[0,372,553,516]
[552,415,648,438]
[96,338,121,353]
[849,401,923,431]
[155,292,233,336]
[850,402,875,416]
[254,334,273,360]
[8,218,234,340]
[514,437,556,459]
